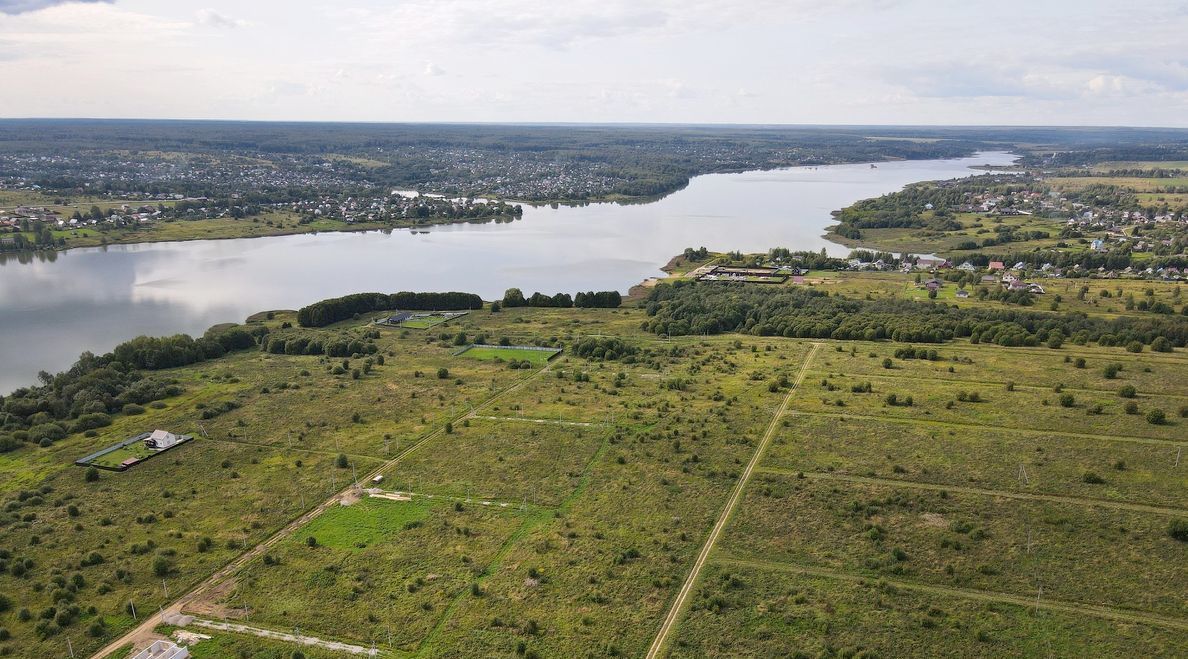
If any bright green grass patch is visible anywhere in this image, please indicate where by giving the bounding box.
[457,345,560,366]
[299,496,432,550]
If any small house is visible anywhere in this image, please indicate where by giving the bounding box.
[144,429,181,450]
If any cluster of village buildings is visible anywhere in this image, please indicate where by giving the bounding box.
[952,179,1186,254]
[0,152,362,197]
[285,191,521,224]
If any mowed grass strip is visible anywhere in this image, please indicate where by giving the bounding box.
[668,561,1188,658]
[720,473,1188,618]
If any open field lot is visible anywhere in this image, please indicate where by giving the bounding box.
[217,497,527,651]
[790,368,1186,441]
[1049,175,1188,194]
[722,472,1188,617]
[179,331,535,459]
[812,340,1188,397]
[384,418,607,507]
[669,561,1188,658]
[766,414,1188,508]
[653,326,1188,657]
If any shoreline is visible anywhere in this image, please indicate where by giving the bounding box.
[1,150,986,259]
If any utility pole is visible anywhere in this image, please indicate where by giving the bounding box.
[67,638,74,658]
[129,601,137,621]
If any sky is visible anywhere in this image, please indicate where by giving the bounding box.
[0,0,1186,125]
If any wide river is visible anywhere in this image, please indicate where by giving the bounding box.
[0,151,1014,392]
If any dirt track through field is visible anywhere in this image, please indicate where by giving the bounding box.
[644,342,822,659]
[90,363,554,659]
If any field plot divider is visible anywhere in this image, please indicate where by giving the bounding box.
[645,342,822,659]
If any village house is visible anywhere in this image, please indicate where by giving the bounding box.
[144,429,182,450]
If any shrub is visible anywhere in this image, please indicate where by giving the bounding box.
[152,555,172,577]
[1103,364,1120,379]
[1124,401,1139,415]
[335,453,349,468]
[84,467,100,483]
[437,367,450,379]
[1082,472,1105,484]
[1058,393,1075,408]
[122,403,146,415]
[307,536,317,547]
[1118,385,1137,398]
[1146,408,1167,425]
[1169,519,1188,542]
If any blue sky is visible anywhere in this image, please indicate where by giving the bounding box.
[0,0,1186,125]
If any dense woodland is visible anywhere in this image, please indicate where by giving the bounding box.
[296,292,485,327]
[643,280,1188,349]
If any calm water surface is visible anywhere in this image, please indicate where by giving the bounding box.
[0,151,1015,391]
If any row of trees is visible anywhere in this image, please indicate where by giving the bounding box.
[500,289,622,309]
[297,291,483,327]
[643,280,1188,348]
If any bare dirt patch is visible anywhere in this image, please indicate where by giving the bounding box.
[921,512,947,528]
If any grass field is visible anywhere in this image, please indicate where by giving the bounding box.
[2,305,1187,658]
[457,344,561,366]
[661,331,1188,657]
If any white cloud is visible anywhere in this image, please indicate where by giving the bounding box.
[196,8,247,29]
[0,0,1185,125]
